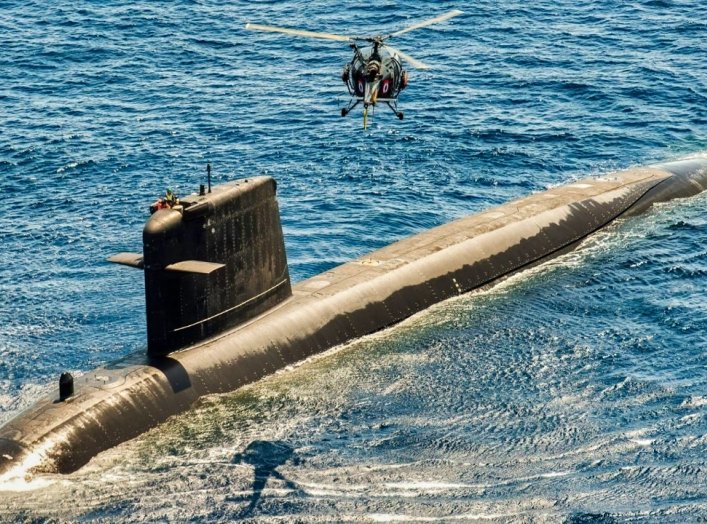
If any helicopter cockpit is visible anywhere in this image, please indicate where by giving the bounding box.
[344,46,407,102]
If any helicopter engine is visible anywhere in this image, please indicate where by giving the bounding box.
[366,59,381,79]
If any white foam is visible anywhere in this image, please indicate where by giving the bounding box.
[681,396,707,408]
[0,475,56,493]
[384,481,474,490]
[539,471,570,478]
[680,413,701,424]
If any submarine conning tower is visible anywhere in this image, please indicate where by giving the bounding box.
[112,176,291,356]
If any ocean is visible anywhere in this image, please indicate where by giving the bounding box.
[0,1,705,521]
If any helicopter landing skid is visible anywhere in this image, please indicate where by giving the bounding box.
[386,101,404,120]
[341,99,403,121]
[341,99,360,117]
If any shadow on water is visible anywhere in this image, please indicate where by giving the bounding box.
[565,513,617,523]
[231,440,301,519]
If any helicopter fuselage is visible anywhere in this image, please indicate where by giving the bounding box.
[344,45,407,107]
[340,43,409,126]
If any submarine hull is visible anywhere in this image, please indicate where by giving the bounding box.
[1,158,707,477]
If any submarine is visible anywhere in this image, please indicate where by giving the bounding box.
[1,157,707,479]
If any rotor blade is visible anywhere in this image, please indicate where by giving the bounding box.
[244,23,351,42]
[388,9,463,38]
[387,46,430,70]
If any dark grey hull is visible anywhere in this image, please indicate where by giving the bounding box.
[2,158,707,478]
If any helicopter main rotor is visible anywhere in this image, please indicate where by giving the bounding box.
[384,9,463,39]
[244,9,463,70]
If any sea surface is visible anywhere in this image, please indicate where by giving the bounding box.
[0,1,706,522]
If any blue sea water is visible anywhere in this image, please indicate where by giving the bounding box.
[0,0,706,521]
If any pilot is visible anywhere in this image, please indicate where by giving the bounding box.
[149,188,179,214]
[165,188,177,207]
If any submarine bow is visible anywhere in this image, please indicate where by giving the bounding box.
[1,157,707,478]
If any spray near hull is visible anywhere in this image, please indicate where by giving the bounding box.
[1,158,706,478]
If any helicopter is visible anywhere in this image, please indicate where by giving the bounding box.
[245,9,463,129]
